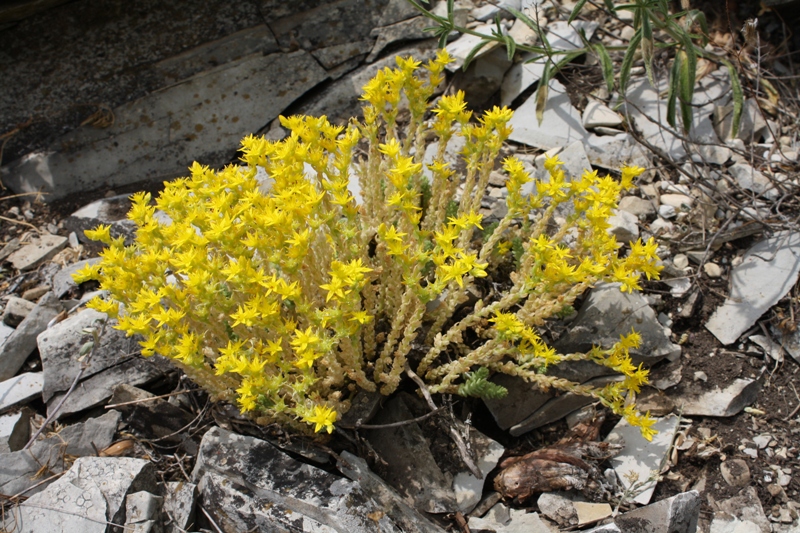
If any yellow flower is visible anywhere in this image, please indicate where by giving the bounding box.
[84,224,113,245]
[304,405,337,434]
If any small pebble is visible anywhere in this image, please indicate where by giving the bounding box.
[673,254,689,270]
[658,205,677,219]
[704,262,723,277]
[694,371,707,382]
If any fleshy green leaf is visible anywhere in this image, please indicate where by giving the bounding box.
[619,27,643,96]
[458,367,508,399]
[593,42,614,93]
[568,0,590,24]
[666,51,681,128]
[463,39,492,70]
[723,59,743,137]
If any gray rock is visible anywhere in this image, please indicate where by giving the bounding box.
[110,384,194,445]
[445,24,500,71]
[614,491,700,533]
[508,79,589,151]
[0,324,13,347]
[707,232,800,345]
[6,234,68,271]
[555,282,681,367]
[313,40,373,69]
[38,309,167,418]
[8,456,157,533]
[125,491,164,533]
[4,51,327,202]
[509,375,623,436]
[162,481,196,533]
[366,394,457,513]
[2,297,36,328]
[538,492,579,527]
[584,131,650,170]
[546,20,599,50]
[727,163,777,199]
[771,325,800,365]
[618,79,686,161]
[301,43,438,125]
[367,17,430,63]
[0,409,31,453]
[193,426,408,532]
[606,415,680,505]
[659,204,677,219]
[453,425,505,513]
[673,378,760,417]
[710,513,762,533]
[660,193,694,210]
[456,46,513,108]
[619,196,656,218]
[508,17,538,47]
[0,238,21,262]
[154,25,279,82]
[720,459,751,487]
[540,141,593,181]
[63,195,138,246]
[0,372,43,414]
[583,100,623,129]
[500,54,546,107]
[337,451,448,533]
[716,487,771,533]
[468,502,512,531]
[484,373,552,430]
[607,209,639,244]
[52,258,102,298]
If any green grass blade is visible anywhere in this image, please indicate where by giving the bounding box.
[593,42,614,93]
[462,39,492,71]
[568,0,590,24]
[677,49,694,132]
[619,27,643,96]
[536,62,552,125]
[666,51,681,128]
[723,59,743,137]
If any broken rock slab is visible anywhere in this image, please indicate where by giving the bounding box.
[706,232,800,345]
[0,408,31,453]
[125,490,164,533]
[193,426,414,533]
[673,377,760,417]
[6,456,157,533]
[2,296,36,328]
[727,163,778,199]
[3,50,328,201]
[453,425,505,514]
[583,100,623,129]
[614,491,701,533]
[445,23,500,71]
[715,487,772,533]
[508,79,589,151]
[555,282,681,367]
[337,451,448,533]
[161,481,196,533]
[52,257,102,297]
[538,492,612,528]
[63,194,138,246]
[6,233,68,272]
[0,372,43,414]
[605,414,680,505]
[366,394,457,513]
[0,410,122,498]
[38,308,168,418]
[509,375,623,436]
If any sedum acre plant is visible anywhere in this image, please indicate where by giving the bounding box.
[74,50,662,439]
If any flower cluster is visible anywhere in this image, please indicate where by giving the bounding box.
[75,50,662,438]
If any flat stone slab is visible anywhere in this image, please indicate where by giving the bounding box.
[6,234,68,271]
[606,414,680,505]
[673,378,760,417]
[0,409,31,453]
[445,24,500,71]
[555,282,681,366]
[0,410,120,498]
[707,232,800,345]
[193,426,408,532]
[3,50,327,201]
[508,79,589,151]
[453,425,505,514]
[8,456,156,533]
[366,394,457,513]
[614,491,700,533]
[52,258,102,298]
[583,100,623,129]
[0,372,43,414]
